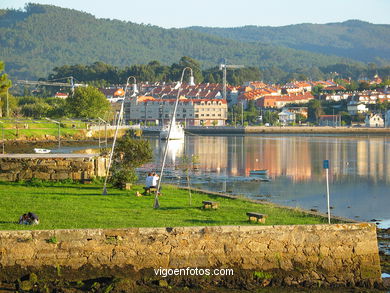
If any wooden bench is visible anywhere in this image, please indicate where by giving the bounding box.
[202,201,219,209]
[143,186,157,195]
[247,212,267,223]
[121,183,132,190]
[80,179,93,184]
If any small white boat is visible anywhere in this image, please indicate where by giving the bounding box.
[249,169,268,175]
[34,148,51,154]
[160,117,185,140]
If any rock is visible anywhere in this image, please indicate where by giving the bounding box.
[19,280,33,291]
[159,279,169,288]
[29,273,38,283]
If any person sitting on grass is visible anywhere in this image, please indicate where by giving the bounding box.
[18,212,39,225]
[27,212,39,225]
[18,213,29,225]
[152,172,159,188]
[143,172,154,195]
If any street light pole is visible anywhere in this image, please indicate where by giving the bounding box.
[154,67,194,209]
[102,76,137,195]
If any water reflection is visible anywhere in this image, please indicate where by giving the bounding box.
[180,136,390,183]
[147,135,390,222]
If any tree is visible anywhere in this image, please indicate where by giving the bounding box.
[110,134,153,187]
[263,110,278,125]
[66,86,111,119]
[295,113,306,124]
[311,85,323,96]
[178,154,199,206]
[21,102,52,118]
[308,99,323,123]
[0,61,12,117]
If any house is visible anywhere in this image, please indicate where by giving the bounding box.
[318,115,341,127]
[278,110,296,125]
[54,92,69,99]
[282,107,308,118]
[256,92,314,109]
[347,101,368,115]
[365,113,384,128]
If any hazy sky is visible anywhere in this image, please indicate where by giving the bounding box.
[1,0,389,28]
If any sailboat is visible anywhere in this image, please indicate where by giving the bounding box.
[159,117,185,140]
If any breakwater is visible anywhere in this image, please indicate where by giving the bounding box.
[0,223,382,290]
[183,126,390,135]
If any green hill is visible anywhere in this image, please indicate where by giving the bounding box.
[0,3,356,80]
[188,20,390,64]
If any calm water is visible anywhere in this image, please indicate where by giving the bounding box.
[144,134,390,224]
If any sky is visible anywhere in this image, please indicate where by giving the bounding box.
[1,0,389,28]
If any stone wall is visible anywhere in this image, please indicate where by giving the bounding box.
[0,223,382,288]
[0,154,108,181]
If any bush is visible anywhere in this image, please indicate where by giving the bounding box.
[110,169,138,188]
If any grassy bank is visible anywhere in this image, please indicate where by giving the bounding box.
[0,181,329,230]
[0,119,88,140]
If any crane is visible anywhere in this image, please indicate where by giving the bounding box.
[219,62,244,100]
[15,76,87,94]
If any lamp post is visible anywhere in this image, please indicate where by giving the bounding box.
[102,76,137,195]
[154,67,194,208]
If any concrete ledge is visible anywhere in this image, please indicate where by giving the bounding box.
[0,155,108,181]
[0,223,382,288]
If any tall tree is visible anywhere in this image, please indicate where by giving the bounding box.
[66,86,111,119]
[0,61,12,117]
[308,99,323,123]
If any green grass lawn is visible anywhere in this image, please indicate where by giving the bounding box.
[0,119,88,139]
[0,181,328,230]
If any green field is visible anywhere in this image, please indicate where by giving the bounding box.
[0,119,88,140]
[0,181,329,230]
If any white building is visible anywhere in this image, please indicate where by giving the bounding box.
[278,110,296,125]
[365,113,384,128]
[124,96,228,126]
[347,101,368,115]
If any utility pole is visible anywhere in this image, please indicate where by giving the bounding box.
[241,102,244,126]
[6,88,9,117]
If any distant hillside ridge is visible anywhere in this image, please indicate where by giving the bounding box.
[0,3,355,80]
[188,20,390,64]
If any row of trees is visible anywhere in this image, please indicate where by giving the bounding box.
[48,58,390,89]
[3,85,112,120]
[48,57,262,87]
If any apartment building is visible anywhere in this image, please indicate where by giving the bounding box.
[124,96,228,126]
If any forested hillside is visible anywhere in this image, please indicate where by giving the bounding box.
[1,3,355,80]
[189,20,390,64]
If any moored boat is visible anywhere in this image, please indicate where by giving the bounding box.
[34,148,51,154]
[249,169,268,175]
[160,117,185,140]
